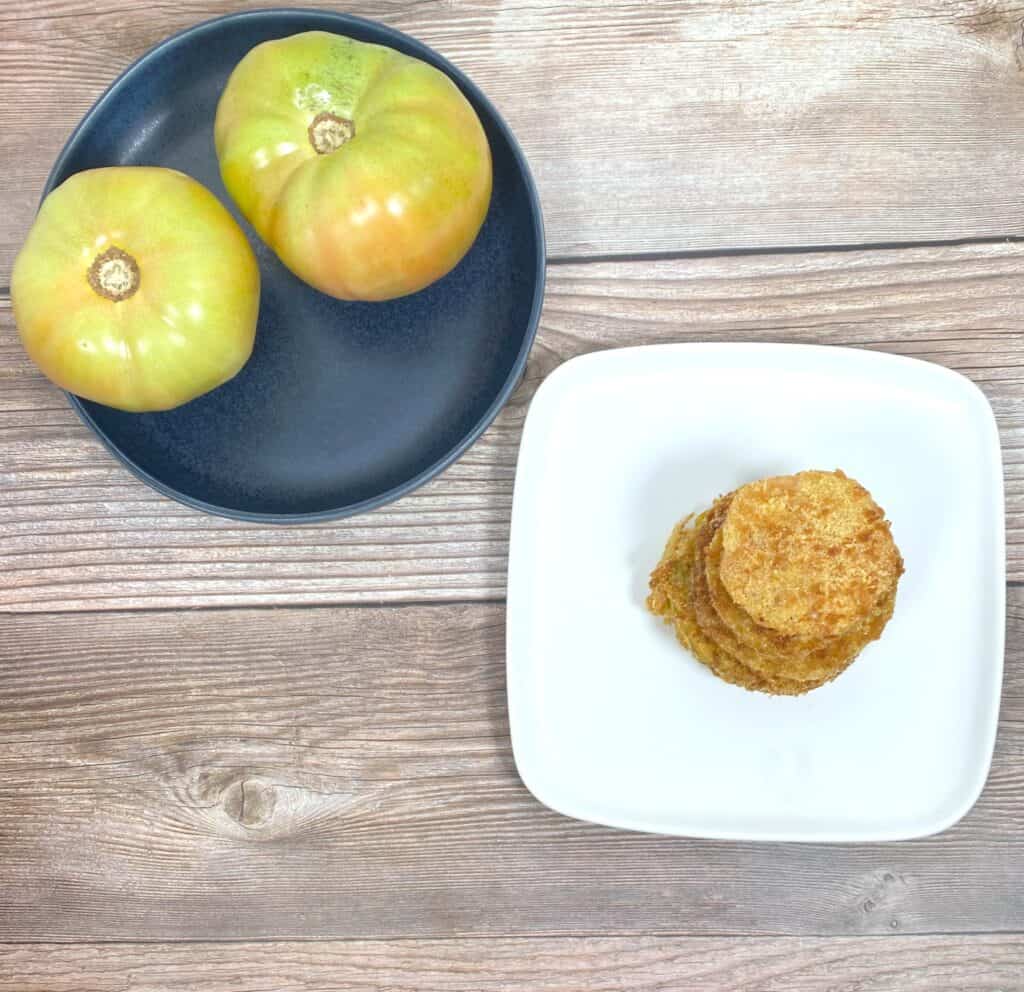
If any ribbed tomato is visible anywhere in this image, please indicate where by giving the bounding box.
[214,31,492,301]
[12,167,260,412]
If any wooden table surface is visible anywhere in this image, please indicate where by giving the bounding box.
[2,2,1024,989]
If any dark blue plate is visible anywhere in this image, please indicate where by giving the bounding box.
[43,9,545,521]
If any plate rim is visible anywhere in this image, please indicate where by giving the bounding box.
[42,7,547,523]
[506,341,1006,842]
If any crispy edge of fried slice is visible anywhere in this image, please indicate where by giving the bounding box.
[718,470,903,639]
[647,508,830,696]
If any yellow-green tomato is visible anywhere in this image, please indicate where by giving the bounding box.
[214,31,492,301]
[12,167,260,412]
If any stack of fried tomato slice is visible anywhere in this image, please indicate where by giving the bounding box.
[648,470,904,696]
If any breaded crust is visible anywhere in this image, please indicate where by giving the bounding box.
[646,470,903,696]
[647,512,843,696]
[694,499,897,683]
[717,470,903,639]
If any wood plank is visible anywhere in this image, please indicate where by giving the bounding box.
[1,936,1022,991]
[0,597,1022,940]
[3,0,1024,273]
[2,241,1023,612]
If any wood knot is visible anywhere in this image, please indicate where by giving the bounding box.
[222,777,277,829]
[850,869,911,929]
[179,767,364,842]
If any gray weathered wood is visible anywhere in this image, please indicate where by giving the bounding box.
[2,0,1024,274]
[3,0,1023,980]
[2,241,1023,612]
[0,597,1021,940]
[1,936,1022,991]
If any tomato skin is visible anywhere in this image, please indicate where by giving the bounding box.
[12,167,260,412]
[215,31,492,302]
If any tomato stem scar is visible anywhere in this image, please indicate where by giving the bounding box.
[88,246,140,301]
[308,112,355,154]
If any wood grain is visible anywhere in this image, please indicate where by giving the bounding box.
[4,0,1023,979]
[1,936,1022,991]
[3,0,1024,274]
[2,241,1022,612]
[0,597,1022,940]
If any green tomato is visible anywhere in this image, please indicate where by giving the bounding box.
[12,167,260,412]
[215,31,492,301]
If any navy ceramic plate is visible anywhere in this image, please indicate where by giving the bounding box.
[44,9,544,521]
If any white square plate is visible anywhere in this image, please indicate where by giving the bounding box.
[507,344,1005,841]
